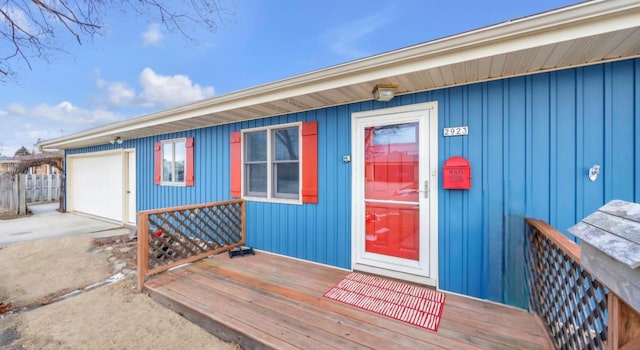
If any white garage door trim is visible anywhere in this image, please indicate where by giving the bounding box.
[67,149,136,225]
[125,150,137,225]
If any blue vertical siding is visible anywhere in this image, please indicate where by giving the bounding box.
[610,61,635,202]
[636,60,640,203]
[67,58,640,309]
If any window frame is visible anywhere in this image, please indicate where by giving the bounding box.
[160,138,187,186]
[241,122,302,204]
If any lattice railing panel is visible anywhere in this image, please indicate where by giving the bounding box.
[137,200,245,289]
[146,202,243,269]
[526,221,608,350]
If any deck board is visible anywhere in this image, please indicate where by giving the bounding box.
[180,271,421,349]
[145,252,553,350]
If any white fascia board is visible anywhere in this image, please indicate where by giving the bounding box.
[38,0,640,150]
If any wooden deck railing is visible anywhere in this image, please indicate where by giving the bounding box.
[137,199,245,291]
[526,219,609,349]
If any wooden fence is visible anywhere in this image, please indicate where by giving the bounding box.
[0,174,25,214]
[24,174,61,204]
[137,199,246,291]
[0,174,61,214]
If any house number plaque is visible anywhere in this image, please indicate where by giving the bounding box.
[443,126,469,137]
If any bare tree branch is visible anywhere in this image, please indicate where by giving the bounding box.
[31,0,100,44]
[0,0,234,82]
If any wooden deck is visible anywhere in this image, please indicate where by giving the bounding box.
[144,252,553,350]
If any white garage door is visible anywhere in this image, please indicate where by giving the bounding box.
[69,152,123,222]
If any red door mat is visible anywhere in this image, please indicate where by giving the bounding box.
[323,272,446,332]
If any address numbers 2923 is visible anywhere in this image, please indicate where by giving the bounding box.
[443,126,469,137]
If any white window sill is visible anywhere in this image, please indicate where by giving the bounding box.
[242,196,302,205]
[160,182,186,187]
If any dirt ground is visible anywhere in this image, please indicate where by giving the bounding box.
[0,234,237,350]
[0,236,111,308]
[0,209,25,221]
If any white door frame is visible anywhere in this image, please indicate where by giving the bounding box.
[351,102,438,286]
[124,150,136,225]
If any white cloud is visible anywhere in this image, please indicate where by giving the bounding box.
[8,101,121,125]
[138,68,215,108]
[97,67,215,109]
[142,23,165,47]
[0,102,124,155]
[320,10,393,60]
[103,80,137,106]
[1,68,214,156]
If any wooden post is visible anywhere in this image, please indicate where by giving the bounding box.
[11,174,18,212]
[59,174,65,212]
[47,174,53,202]
[29,174,33,203]
[54,174,59,202]
[137,212,149,292]
[40,174,44,202]
[17,174,26,215]
[38,175,41,202]
[241,200,246,245]
[609,293,620,350]
[0,174,7,210]
[27,174,32,204]
[608,294,640,350]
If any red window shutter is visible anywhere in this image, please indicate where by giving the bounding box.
[301,121,318,203]
[185,137,195,187]
[154,142,161,185]
[230,131,242,198]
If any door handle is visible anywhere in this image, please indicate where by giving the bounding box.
[417,181,429,198]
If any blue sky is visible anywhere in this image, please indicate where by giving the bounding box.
[0,0,578,156]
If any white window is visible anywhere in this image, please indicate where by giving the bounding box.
[243,124,300,201]
[162,139,186,184]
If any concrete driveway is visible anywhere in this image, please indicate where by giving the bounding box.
[0,203,129,245]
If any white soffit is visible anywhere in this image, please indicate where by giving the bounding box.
[39,0,640,150]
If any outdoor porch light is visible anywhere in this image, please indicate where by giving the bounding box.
[372,84,397,102]
[110,137,123,145]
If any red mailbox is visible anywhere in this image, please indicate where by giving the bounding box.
[443,156,471,190]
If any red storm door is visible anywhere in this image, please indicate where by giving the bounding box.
[364,122,420,260]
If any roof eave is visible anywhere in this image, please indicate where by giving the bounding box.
[37,0,640,150]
